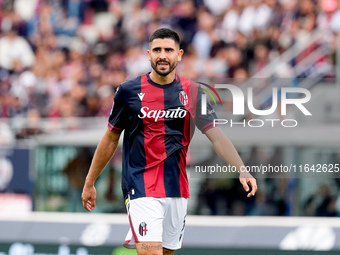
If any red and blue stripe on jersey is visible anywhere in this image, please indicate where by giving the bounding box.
[108,73,216,200]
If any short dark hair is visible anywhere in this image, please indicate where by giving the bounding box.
[149,28,181,46]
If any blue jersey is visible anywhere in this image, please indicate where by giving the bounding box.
[108,73,217,200]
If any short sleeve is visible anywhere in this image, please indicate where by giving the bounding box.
[108,85,127,133]
[195,86,218,133]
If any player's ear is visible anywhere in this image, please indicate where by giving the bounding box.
[147,50,151,61]
[177,49,184,61]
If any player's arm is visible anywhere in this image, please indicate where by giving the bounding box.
[81,129,121,211]
[205,126,257,197]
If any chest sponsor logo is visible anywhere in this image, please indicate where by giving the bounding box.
[138,107,187,122]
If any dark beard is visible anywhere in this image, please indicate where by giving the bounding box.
[151,61,177,76]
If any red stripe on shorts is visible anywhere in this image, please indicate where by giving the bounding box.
[128,213,139,242]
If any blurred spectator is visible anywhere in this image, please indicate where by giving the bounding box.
[14,0,39,23]
[249,43,270,74]
[318,0,339,32]
[172,0,197,51]
[62,147,92,212]
[125,45,150,78]
[0,121,15,147]
[178,46,201,79]
[80,92,100,117]
[10,70,38,110]
[249,191,279,216]
[304,184,338,217]
[16,108,44,139]
[0,83,13,118]
[317,0,340,61]
[192,9,217,59]
[0,24,35,71]
[221,1,242,43]
[97,84,115,117]
[234,66,249,80]
[225,45,245,77]
[203,0,232,16]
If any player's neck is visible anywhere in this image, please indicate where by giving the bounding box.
[149,71,176,85]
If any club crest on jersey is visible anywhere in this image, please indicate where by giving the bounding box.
[139,222,148,236]
[179,91,188,106]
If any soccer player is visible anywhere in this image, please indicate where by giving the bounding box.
[81,28,257,255]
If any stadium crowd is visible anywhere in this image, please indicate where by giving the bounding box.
[1,0,339,126]
[1,0,340,216]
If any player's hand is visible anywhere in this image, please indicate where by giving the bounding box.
[239,171,257,197]
[81,183,97,212]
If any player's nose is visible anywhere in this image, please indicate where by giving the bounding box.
[159,49,167,59]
